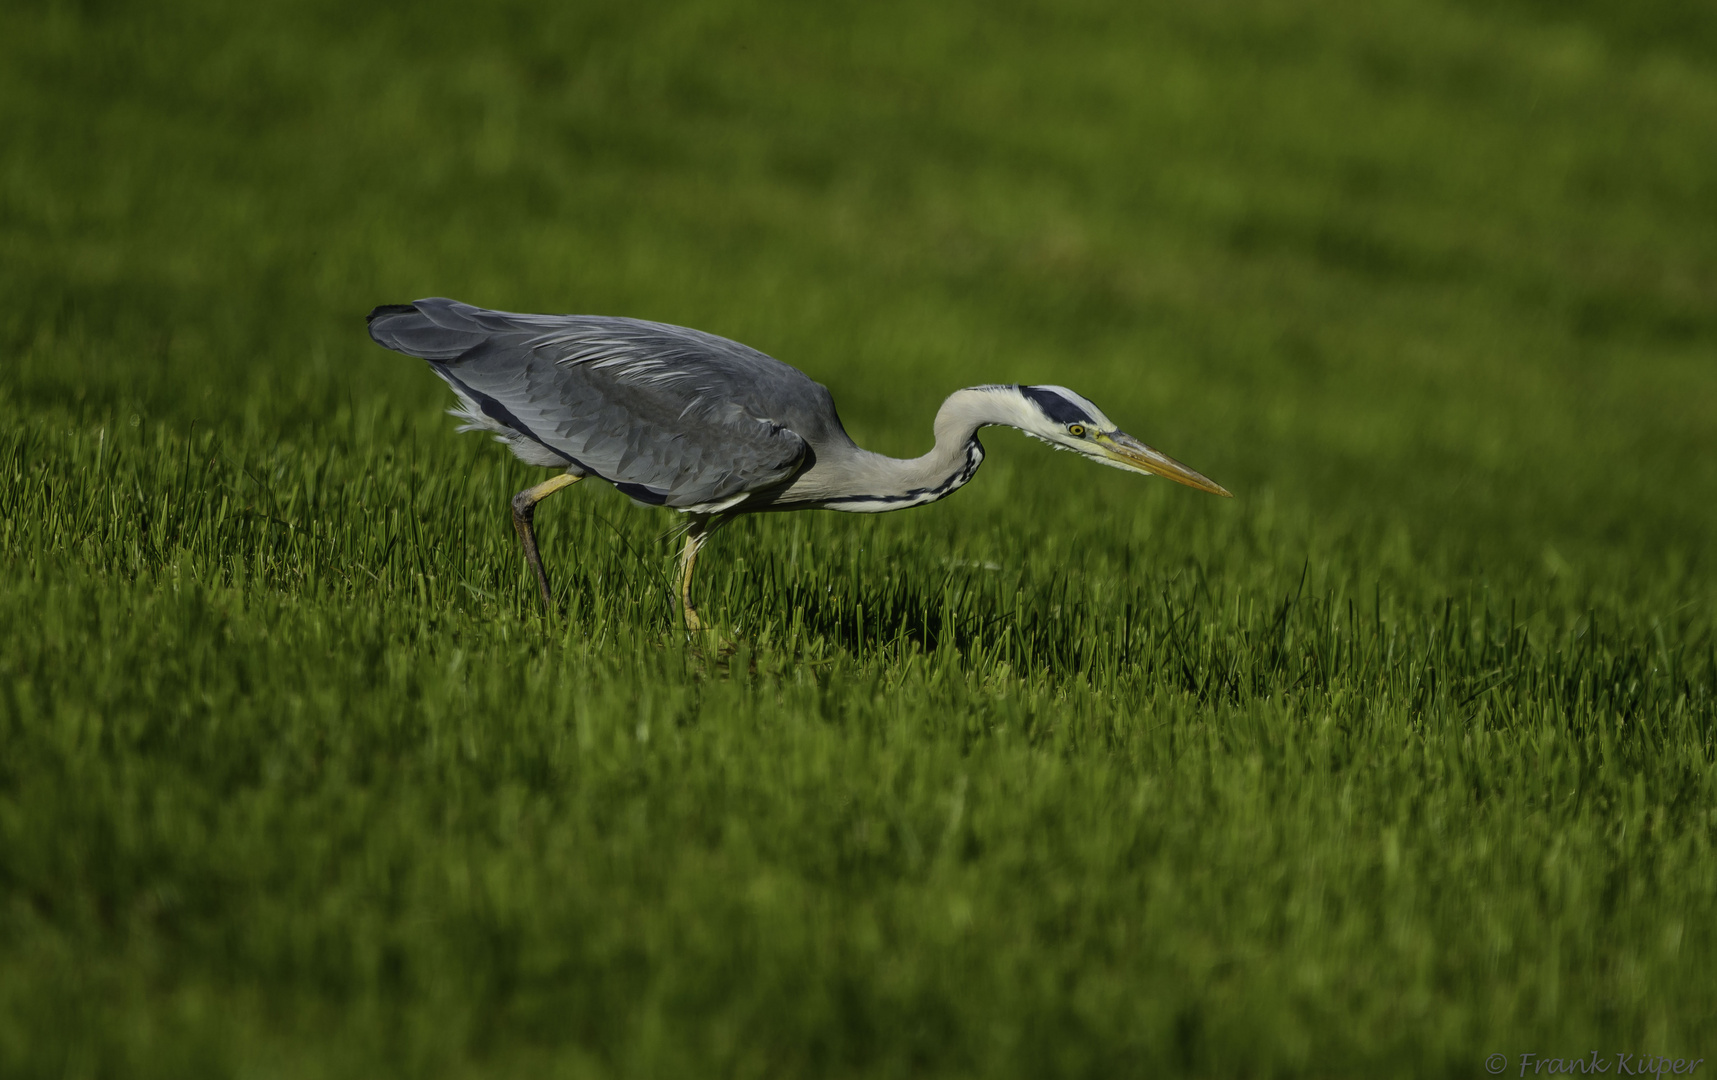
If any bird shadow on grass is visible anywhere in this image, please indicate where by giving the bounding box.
[691,561,1148,685]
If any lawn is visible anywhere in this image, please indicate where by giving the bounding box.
[2,0,1714,1076]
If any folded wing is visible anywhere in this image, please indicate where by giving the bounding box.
[368,298,830,509]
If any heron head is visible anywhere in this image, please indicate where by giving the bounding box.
[1012,384,1232,497]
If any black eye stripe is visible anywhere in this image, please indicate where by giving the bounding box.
[1019,385,1093,426]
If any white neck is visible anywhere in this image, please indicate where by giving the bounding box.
[788,386,1039,512]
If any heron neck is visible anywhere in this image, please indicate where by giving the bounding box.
[810,387,1023,511]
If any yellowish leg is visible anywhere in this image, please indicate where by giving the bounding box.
[677,530,710,631]
[511,473,583,613]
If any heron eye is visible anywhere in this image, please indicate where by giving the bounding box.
[1068,424,1086,437]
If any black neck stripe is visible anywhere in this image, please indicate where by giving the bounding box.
[821,440,984,506]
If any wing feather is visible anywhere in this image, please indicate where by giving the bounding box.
[368,298,831,508]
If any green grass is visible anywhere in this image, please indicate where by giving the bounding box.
[3,0,1715,1076]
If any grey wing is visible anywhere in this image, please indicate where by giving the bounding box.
[367,298,834,509]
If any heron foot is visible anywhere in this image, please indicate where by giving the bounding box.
[511,473,583,614]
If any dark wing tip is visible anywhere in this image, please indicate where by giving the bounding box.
[366,299,490,360]
[366,302,427,353]
[367,303,420,325]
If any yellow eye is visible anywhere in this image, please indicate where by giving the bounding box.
[1068,424,1086,437]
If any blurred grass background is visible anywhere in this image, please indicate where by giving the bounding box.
[1,0,1714,1076]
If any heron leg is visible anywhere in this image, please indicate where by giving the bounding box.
[511,473,583,612]
[677,529,711,631]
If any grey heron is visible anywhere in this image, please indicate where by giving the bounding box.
[368,298,1231,630]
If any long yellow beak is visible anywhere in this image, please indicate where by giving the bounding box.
[1097,432,1232,497]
